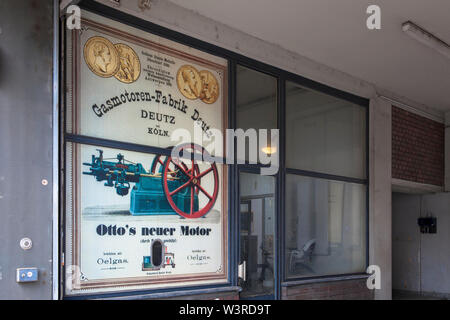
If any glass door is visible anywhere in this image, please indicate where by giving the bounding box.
[239,172,276,299]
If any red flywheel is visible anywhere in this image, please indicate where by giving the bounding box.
[162,143,219,219]
[151,152,200,181]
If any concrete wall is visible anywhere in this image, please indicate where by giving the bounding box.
[393,192,450,297]
[369,98,392,300]
[392,193,421,292]
[0,0,55,299]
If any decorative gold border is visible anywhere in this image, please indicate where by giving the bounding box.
[68,18,229,292]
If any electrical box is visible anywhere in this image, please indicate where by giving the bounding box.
[418,217,437,234]
[16,268,39,283]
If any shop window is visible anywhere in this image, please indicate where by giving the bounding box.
[61,5,370,298]
[239,172,276,298]
[285,175,367,278]
[284,81,367,280]
[236,65,277,163]
[286,82,366,179]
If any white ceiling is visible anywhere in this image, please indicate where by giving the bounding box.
[168,0,450,112]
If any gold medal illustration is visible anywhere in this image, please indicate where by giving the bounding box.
[83,36,120,78]
[176,65,203,100]
[199,70,220,104]
[114,43,141,84]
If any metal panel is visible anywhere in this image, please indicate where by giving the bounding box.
[0,0,54,299]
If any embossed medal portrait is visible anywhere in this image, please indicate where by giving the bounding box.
[114,43,141,84]
[199,70,220,104]
[176,65,203,100]
[83,36,120,78]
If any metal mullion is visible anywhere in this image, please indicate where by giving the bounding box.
[365,94,370,269]
[283,272,369,286]
[229,59,238,287]
[285,167,368,185]
[277,77,286,296]
[65,134,173,157]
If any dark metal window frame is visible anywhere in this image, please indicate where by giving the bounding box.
[61,0,369,300]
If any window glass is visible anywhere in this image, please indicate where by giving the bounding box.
[236,66,277,163]
[239,172,276,298]
[286,82,366,179]
[237,65,277,130]
[285,174,366,278]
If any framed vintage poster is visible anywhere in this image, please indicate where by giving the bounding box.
[65,10,228,295]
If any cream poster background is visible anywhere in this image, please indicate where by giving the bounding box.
[68,12,227,154]
[78,143,224,281]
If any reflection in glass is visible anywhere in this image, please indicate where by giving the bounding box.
[236,65,277,163]
[285,174,366,278]
[286,81,366,179]
[239,172,275,298]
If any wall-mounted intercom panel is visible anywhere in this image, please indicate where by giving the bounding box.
[418,217,437,234]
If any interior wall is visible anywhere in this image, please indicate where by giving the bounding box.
[392,192,450,296]
[392,193,421,292]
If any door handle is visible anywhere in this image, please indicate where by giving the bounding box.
[238,261,246,281]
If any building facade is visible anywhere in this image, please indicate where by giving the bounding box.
[0,0,448,300]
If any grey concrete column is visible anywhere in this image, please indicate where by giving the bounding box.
[369,98,392,300]
[0,0,54,299]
